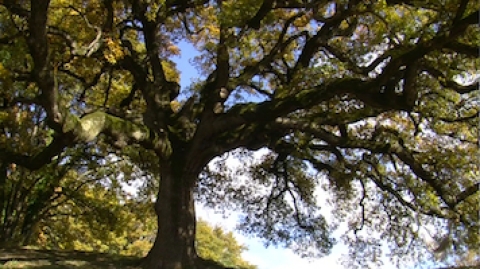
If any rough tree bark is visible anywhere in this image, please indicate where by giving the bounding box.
[142,160,198,269]
[140,152,232,269]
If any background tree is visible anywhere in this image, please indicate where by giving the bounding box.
[0,0,478,269]
[0,148,140,247]
[0,92,128,247]
[196,220,257,269]
[33,184,257,269]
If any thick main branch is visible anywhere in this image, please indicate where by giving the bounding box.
[4,111,156,170]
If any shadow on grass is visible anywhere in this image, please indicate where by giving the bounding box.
[0,247,141,269]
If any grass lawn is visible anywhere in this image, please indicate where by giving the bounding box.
[0,247,141,268]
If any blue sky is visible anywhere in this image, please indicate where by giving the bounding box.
[197,206,347,269]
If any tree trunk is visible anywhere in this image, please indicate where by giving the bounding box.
[141,161,198,269]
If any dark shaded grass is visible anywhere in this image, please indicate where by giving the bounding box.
[0,247,141,268]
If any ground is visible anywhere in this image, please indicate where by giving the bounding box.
[0,247,140,269]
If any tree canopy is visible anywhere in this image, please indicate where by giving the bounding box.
[0,0,478,268]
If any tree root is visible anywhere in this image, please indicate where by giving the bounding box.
[195,257,236,269]
[137,256,238,269]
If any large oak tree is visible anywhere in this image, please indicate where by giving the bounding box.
[0,0,478,268]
